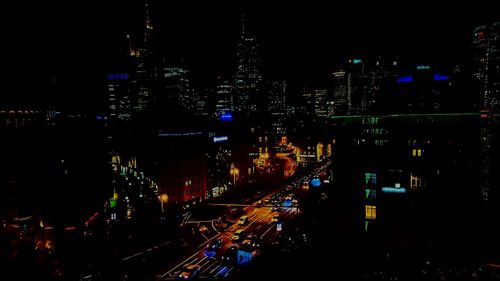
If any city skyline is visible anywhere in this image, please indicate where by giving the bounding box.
[4,2,500,111]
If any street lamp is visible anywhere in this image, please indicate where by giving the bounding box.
[230,163,239,187]
[159,194,168,212]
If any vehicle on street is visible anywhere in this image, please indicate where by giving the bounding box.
[177,264,201,280]
[232,229,246,242]
[271,214,280,223]
[206,238,223,250]
[238,215,249,226]
[222,245,239,263]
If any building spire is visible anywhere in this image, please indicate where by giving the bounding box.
[241,14,245,39]
[144,0,153,45]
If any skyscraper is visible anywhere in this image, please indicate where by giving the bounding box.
[332,71,348,115]
[473,21,500,113]
[268,80,287,116]
[346,58,367,115]
[107,73,132,121]
[473,22,500,204]
[132,0,156,113]
[215,79,233,116]
[234,15,262,115]
[314,89,328,118]
[160,64,194,111]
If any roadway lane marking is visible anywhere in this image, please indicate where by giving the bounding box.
[197,256,208,265]
[242,218,257,231]
[209,264,223,274]
[197,234,222,249]
[122,240,173,261]
[260,224,275,239]
[224,266,234,278]
[158,252,202,279]
[214,265,229,278]
[211,219,220,234]
[201,260,220,274]
[201,232,209,241]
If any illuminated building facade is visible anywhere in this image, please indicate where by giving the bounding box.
[207,134,232,198]
[332,71,349,115]
[152,132,208,206]
[268,80,287,116]
[157,158,207,205]
[473,22,500,113]
[473,22,500,204]
[390,65,453,113]
[314,89,328,118]
[107,73,133,121]
[160,65,195,111]
[124,0,156,114]
[215,80,233,116]
[234,15,262,115]
[329,113,484,248]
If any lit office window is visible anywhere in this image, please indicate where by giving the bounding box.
[365,205,376,220]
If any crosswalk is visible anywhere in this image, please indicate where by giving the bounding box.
[157,183,302,280]
[161,255,237,280]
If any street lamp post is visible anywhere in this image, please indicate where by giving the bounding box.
[159,194,168,213]
[230,163,239,188]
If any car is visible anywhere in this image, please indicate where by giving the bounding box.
[222,245,238,262]
[206,238,223,250]
[232,229,245,242]
[199,225,208,233]
[238,215,249,226]
[271,214,279,223]
[241,234,254,246]
[271,206,279,212]
[177,264,201,280]
[241,234,261,249]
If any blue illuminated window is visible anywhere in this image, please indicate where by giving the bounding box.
[396,76,413,83]
[433,74,450,81]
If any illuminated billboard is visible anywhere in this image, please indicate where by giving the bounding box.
[219,113,233,121]
[107,73,129,80]
[381,187,407,193]
[396,76,413,83]
[433,74,450,81]
[213,136,228,143]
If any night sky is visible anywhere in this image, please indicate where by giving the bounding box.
[2,1,499,110]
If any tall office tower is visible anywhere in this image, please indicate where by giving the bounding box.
[332,71,349,115]
[301,85,315,118]
[234,15,262,115]
[131,0,156,113]
[160,64,195,111]
[363,58,388,114]
[314,89,328,118]
[346,59,367,115]
[194,88,210,116]
[473,22,500,204]
[215,80,233,116]
[107,73,133,121]
[473,22,500,113]
[267,81,288,139]
[268,80,287,116]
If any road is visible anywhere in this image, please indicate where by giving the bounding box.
[154,161,329,280]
